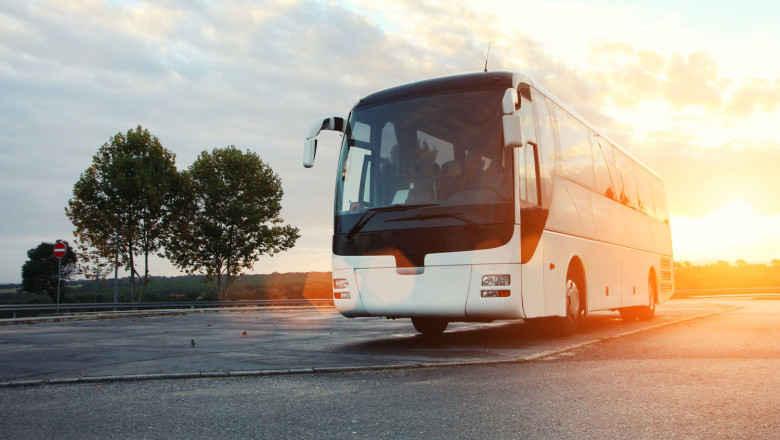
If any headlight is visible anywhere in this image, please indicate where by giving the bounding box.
[482,275,510,287]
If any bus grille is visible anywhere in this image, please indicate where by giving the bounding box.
[659,257,673,293]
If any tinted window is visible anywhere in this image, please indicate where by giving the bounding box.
[340,146,372,212]
[650,176,669,223]
[592,135,618,201]
[554,106,595,188]
[334,88,514,232]
[531,89,556,208]
[634,164,654,216]
[518,93,538,205]
[615,150,638,209]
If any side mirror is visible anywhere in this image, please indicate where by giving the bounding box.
[502,88,518,115]
[501,88,523,148]
[303,117,345,168]
[306,117,345,139]
[503,114,523,148]
[303,138,317,168]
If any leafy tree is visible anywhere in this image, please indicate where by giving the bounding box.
[165,146,300,300]
[66,126,181,302]
[21,241,78,301]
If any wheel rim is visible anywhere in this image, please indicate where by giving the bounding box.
[566,279,580,321]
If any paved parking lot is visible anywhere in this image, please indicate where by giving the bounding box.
[0,299,736,385]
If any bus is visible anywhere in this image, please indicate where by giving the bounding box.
[303,71,673,336]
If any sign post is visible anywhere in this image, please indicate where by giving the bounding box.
[53,242,67,313]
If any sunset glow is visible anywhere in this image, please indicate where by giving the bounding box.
[1,0,779,282]
[672,201,780,263]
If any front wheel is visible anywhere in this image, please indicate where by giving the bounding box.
[412,317,448,336]
[558,277,582,336]
[544,270,582,337]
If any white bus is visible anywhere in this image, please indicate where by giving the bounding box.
[303,71,673,336]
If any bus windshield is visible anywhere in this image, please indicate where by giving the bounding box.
[335,89,513,234]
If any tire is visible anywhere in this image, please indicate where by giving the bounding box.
[619,275,657,322]
[550,267,583,336]
[412,317,448,336]
[636,275,657,321]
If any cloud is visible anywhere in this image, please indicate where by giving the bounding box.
[586,41,780,125]
[1,0,467,282]
[639,130,780,217]
[587,43,728,111]
[726,78,780,117]
[2,0,780,282]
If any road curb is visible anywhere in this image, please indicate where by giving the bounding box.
[0,304,740,388]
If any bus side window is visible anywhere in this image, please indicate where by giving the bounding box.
[615,150,638,209]
[592,133,617,201]
[553,106,595,189]
[517,87,539,205]
[635,165,654,216]
[650,175,669,223]
[535,93,557,208]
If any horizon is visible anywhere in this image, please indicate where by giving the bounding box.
[2,0,779,283]
[3,257,778,288]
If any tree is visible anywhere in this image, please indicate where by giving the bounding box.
[21,241,78,301]
[66,126,181,302]
[165,146,300,300]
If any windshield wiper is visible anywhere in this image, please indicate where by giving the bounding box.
[345,203,439,239]
[386,212,487,231]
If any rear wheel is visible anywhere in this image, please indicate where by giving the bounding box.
[636,276,657,321]
[619,275,657,322]
[412,317,448,336]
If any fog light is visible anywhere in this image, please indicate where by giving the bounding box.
[334,292,351,300]
[482,275,510,287]
[333,278,349,290]
[481,290,510,298]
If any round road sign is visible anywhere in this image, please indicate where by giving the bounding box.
[53,242,67,259]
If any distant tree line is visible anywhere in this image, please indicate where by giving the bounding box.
[23,125,300,302]
[9,258,780,306]
[674,260,780,290]
[3,272,332,305]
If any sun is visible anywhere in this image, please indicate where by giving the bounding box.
[671,200,780,262]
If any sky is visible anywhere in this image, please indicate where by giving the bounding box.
[1,0,779,283]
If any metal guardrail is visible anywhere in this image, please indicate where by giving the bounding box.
[0,299,335,318]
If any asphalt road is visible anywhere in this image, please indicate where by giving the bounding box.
[0,298,777,439]
[0,299,736,384]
